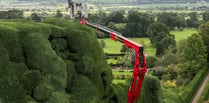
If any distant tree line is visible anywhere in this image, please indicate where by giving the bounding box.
[88,10,209,55]
[0,9,23,19]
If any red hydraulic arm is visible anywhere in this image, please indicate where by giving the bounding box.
[79,19,147,103]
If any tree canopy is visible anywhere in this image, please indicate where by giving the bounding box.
[178,33,207,82]
[147,22,176,56]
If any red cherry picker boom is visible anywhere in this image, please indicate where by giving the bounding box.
[67,1,147,103]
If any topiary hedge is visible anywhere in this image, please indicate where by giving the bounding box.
[180,67,209,103]
[70,75,99,103]
[198,80,209,103]
[0,18,114,103]
[143,75,162,103]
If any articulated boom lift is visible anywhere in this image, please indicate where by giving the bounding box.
[67,1,147,103]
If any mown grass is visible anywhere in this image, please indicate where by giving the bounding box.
[107,58,118,64]
[100,38,156,56]
[112,70,132,84]
[171,28,197,42]
[112,70,153,84]
[113,79,126,84]
[101,29,196,56]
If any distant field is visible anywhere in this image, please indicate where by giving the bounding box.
[171,29,197,42]
[101,29,196,55]
[100,38,156,56]
[103,29,196,64]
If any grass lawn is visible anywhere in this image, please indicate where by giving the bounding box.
[99,38,156,56]
[100,29,197,56]
[113,79,126,84]
[112,70,132,84]
[112,70,133,76]
[107,58,118,64]
[171,28,197,42]
[102,29,196,64]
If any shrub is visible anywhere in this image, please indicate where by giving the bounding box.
[0,19,114,103]
[113,84,128,103]
[66,30,95,55]
[0,44,9,61]
[75,55,94,74]
[49,25,65,38]
[47,91,69,103]
[34,82,54,101]
[180,68,209,103]
[66,26,112,98]
[22,33,68,101]
[198,81,209,103]
[42,18,69,27]
[16,21,51,38]
[0,25,24,62]
[162,88,180,103]
[0,61,27,103]
[65,60,76,92]
[21,70,41,95]
[70,75,99,103]
[50,38,68,52]
[152,67,164,76]
[146,56,157,68]
[143,75,161,103]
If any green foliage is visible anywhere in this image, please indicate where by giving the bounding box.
[147,22,169,45]
[42,18,69,27]
[143,75,162,103]
[162,65,177,81]
[176,39,187,60]
[0,9,23,19]
[47,91,69,103]
[198,22,209,61]
[66,28,113,98]
[178,33,207,81]
[198,79,209,103]
[147,22,176,56]
[156,47,178,67]
[157,12,186,30]
[109,11,125,23]
[65,60,76,92]
[0,61,27,103]
[112,83,128,103]
[87,11,109,25]
[203,11,209,22]
[15,21,51,38]
[70,75,99,103]
[100,39,106,48]
[75,55,94,74]
[186,12,200,28]
[126,11,154,37]
[0,24,24,62]
[34,82,54,101]
[152,67,164,77]
[55,10,63,18]
[22,32,68,101]
[0,44,9,61]
[146,56,157,68]
[179,68,209,103]
[162,88,180,103]
[31,13,41,22]
[21,70,41,95]
[0,18,119,103]
[49,25,65,38]
[50,38,67,52]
